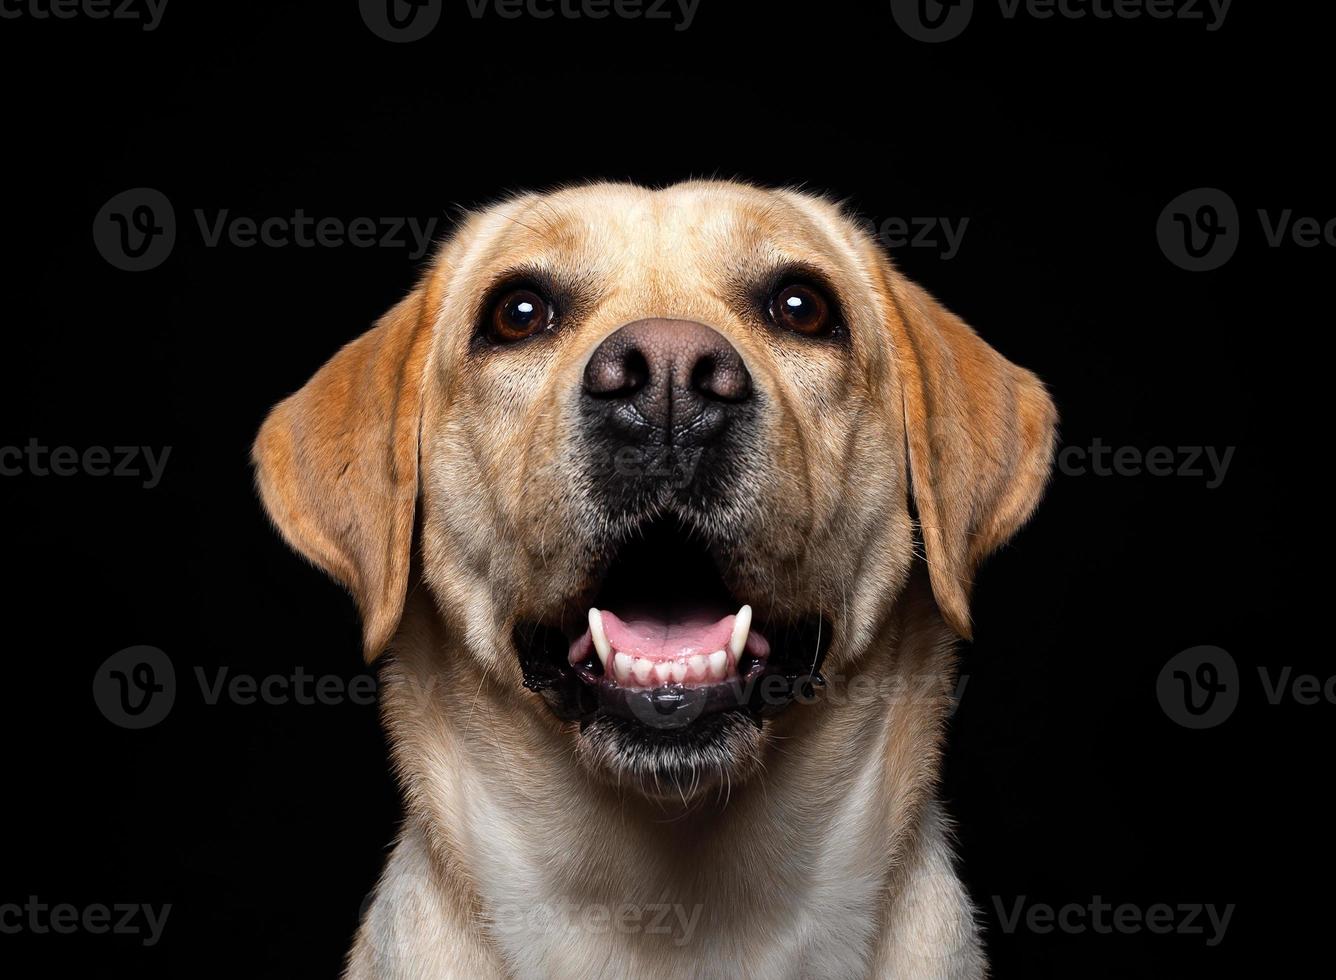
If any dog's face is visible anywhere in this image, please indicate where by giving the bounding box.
[254,181,1055,799]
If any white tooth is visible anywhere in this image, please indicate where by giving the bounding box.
[588,608,612,668]
[668,661,688,684]
[632,658,654,686]
[708,650,728,680]
[686,654,708,682]
[653,662,674,686]
[730,604,752,659]
[613,652,634,684]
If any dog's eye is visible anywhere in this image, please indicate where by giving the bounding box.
[769,283,833,337]
[489,288,554,343]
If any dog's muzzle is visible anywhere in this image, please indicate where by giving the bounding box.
[581,317,753,448]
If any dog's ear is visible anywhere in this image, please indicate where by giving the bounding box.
[886,273,1057,640]
[252,287,435,662]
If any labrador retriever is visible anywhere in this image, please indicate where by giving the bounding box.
[252,180,1057,979]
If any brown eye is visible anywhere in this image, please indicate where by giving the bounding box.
[489,288,553,343]
[770,283,832,336]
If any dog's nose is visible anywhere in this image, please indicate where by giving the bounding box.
[582,318,752,443]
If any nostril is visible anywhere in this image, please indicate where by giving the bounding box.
[585,342,649,398]
[692,350,751,403]
[621,349,650,395]
[689,354,717,395]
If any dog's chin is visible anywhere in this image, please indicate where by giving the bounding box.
[575,711,766,800]
[513,515,831,800]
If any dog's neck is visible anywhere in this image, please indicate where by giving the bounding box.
[364,577,968,976]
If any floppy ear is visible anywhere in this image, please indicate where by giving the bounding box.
[886,273,1057,640]
[252,287,435,662]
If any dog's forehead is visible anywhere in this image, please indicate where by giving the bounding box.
[467,182,851,274]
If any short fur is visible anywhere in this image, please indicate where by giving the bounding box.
[253,180,1057,978]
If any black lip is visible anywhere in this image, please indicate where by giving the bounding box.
[514,614,833,731]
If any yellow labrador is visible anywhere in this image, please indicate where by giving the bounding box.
[253,180,1056,979]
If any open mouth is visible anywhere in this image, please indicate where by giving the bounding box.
[515,518,831,733]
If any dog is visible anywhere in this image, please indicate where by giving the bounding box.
[252,179,1056,978]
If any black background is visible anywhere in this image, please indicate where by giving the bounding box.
[1,0,1326,976]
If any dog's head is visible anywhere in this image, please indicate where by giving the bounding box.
[253,181,1056,798]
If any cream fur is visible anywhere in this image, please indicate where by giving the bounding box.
[251,180,1055,978]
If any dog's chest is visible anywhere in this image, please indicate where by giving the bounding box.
[464,784,890,979]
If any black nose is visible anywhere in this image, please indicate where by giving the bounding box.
[582,318,752,444]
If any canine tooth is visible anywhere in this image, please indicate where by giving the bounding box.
[708,650,728,679]
[668,661,688,684]
[613,652,634,684]
[653,662,674,686]
[588,608,611,668]
[686,654,708,682]
[730,604,753,659]
[632,658,654,686]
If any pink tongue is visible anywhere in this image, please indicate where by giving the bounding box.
[600,610,735,662]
